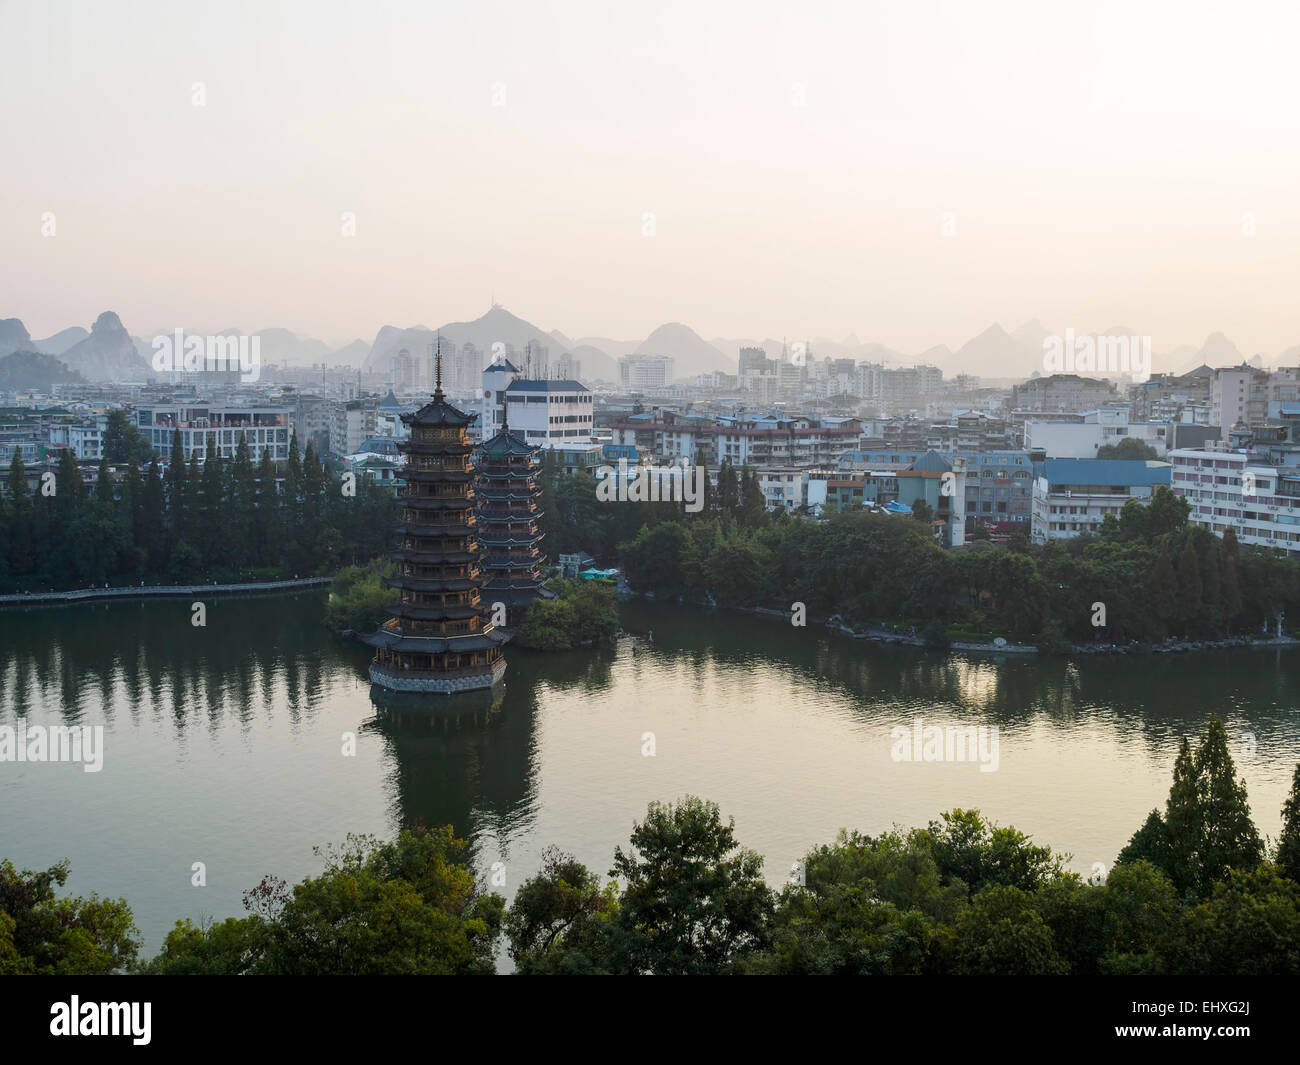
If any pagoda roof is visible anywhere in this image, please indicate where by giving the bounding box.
[399,497,475,511]
[394,522,474,538]
[361,630,508,653]
[386,602,493,621]
[480,426,537,458]
[402,396,475,428]
[391,548,478,565]
[386,575,480,592]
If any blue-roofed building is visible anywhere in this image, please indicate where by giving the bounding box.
[356,437,401,458]
[1031,458,1172,543]
[839,447,1035,535]
[481,359,593,446]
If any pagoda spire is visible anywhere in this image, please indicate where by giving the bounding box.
[434,335,444,400]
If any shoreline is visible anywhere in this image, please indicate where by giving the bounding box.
[0,576,333,608]
[627,593,1300,659]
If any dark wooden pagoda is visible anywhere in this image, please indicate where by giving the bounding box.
[475,406,545,626]
[367,344,507,693]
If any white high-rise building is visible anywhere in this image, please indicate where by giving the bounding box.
[482,359,593,446]
[619,354,675,390]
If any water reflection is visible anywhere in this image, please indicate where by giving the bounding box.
[4,590,1300,957]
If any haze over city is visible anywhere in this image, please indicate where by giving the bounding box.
[4,0,1300,358]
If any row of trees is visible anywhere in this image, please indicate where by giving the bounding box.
[537,453,768,561]
[0,430,395,591]
[610,478,1300,645]
[6,715,1299,974]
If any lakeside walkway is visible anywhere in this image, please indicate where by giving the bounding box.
[0,577,333,607]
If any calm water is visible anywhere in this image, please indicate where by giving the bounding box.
[3,592,1300,960]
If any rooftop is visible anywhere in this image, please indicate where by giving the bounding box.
[1041,458,1172,487]
[505,379,589,393]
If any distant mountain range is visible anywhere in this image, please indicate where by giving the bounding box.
[0,350,87,390]
[2,306,1290,386]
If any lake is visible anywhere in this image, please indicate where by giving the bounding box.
[3,591,1299,960]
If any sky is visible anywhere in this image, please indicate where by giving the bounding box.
[3,0,1300,356]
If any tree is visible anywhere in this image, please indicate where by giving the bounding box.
[1095,438,1160,461]
[948,885,1069,975]
[1117,715,1263,896]
[101,409,152,464]
[1220,526,1244,626]
[1117,809,1170,872]
[738,467,767,527]
[6,451,33,576]
[53,448,84,524]
[1175,537,1203,630]
[1149,541,1178,629]
[1166,866,1300,974]
[0,859,140,974]
[165,429,188,549]
[1278,763,1300,883]
[139,915,268,975]
[1145,484,1191,538]
[515,597,578,651]
[924,809,1065,895]
[1196,714,1265,887]
[259,826,502,975]
[607,797,773,974]
[227,436,256,571]
[743,827,959,975]
[140,458,166,572]
[94,454,114,506]
[253,449,278,567]
[620,521,688,594]
[504,847,618,973]
[1098,859,1178,974]
[197,453,225,570]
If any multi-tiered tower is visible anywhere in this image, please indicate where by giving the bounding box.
[476,407,545,626]
[367,345,507,693]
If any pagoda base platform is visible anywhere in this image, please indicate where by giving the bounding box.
[368,658,507,694]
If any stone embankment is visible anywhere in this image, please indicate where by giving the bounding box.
[0,577,332,607]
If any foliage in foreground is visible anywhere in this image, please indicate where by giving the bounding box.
[140,826,501,975]
[0,859,140,974]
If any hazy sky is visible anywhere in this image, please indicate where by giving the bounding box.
[3,0,1300,355]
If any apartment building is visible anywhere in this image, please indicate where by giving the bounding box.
[757,468,808,511]
[1130,367,1213,423]
[1009,374,1120,414]
[619,354,675,390]
[1169,440,1300,559]
[1023,406,1170,457]
[839,447,1034,532]
[329,399,378,458]
[136,403,294,462]
[294,393,332,453]
[896,452,967,547]
[47,418,105,460]
[608,413,860,468]
[1030,458,1171,543]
